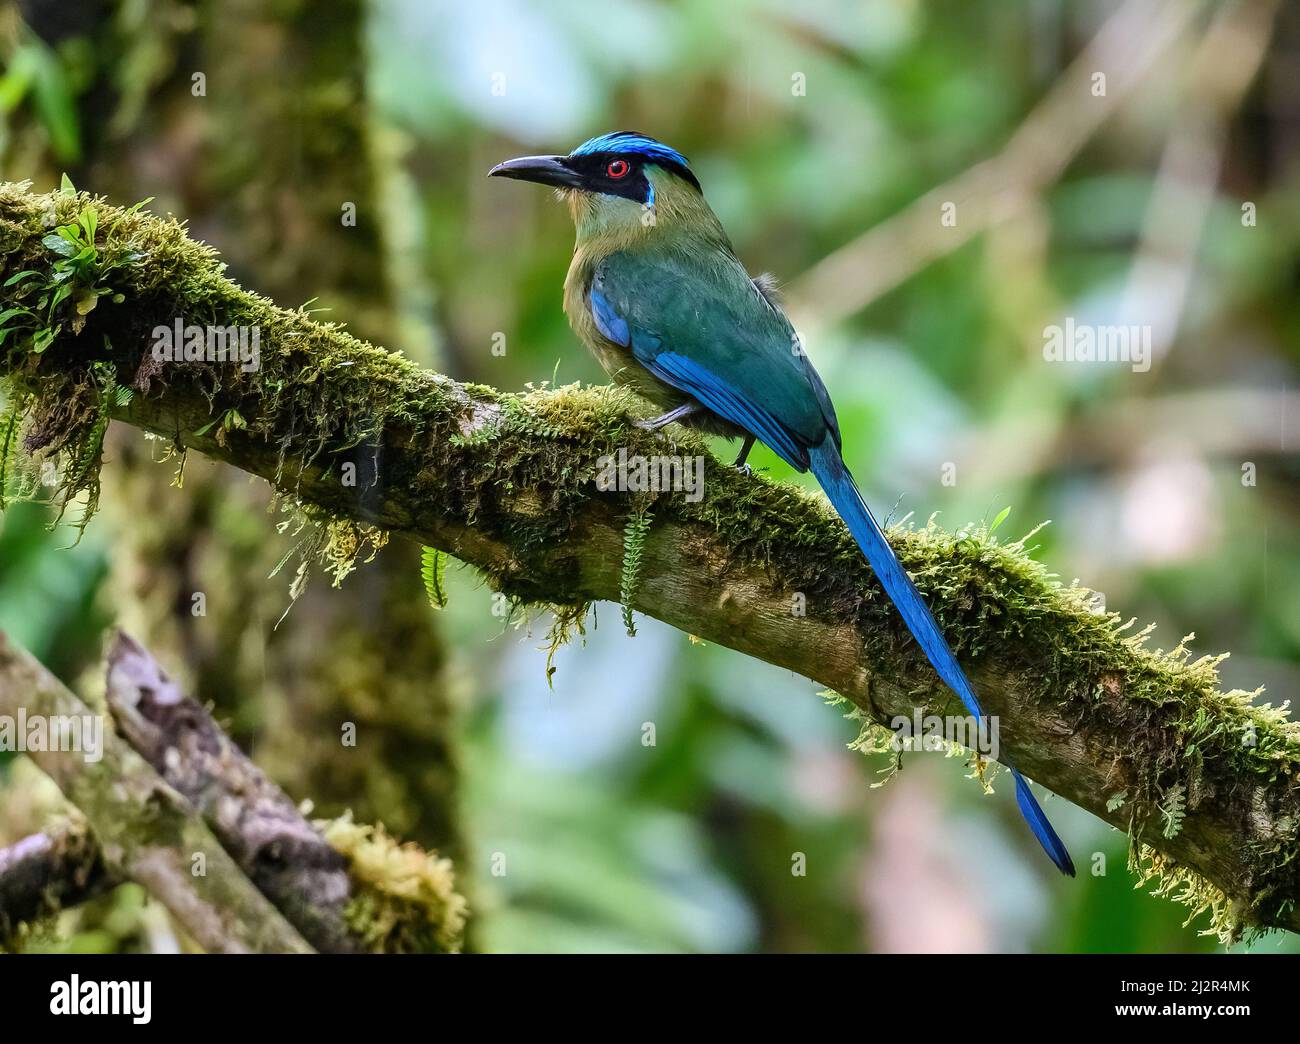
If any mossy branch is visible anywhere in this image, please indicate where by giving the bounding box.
[0,628,314,953]
[1,183,1298,937]
[0,629,467,952]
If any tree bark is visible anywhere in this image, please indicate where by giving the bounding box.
[1,182,1297,936]
[0,630,468,952]
[0,822,112,942]
[0,630,314,953]
[104,630,360,953]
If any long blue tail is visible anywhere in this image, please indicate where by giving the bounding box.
[808,438,1074,876]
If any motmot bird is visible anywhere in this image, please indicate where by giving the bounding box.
[490,131,1074,876]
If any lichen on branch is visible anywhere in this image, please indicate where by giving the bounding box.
[1,181,1298,938]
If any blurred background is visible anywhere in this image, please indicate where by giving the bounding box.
[0,0,1297,953]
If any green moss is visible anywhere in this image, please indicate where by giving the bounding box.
[0,184,684,592]
[1133,844,1247,945]
[543,601,591,687]
[319,812,466,954]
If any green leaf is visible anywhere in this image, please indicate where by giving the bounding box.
[0,47,38,111]
[28,44,80,163]
[420,546,449,609]
[48,283,72,312]
[41,233,76,257]
[0,402,20,509]
[3,270,40,287]
[989,505,1011,533]
[59,172,76,197]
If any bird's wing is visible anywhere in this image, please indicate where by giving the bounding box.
[591,245,1075,875]
[590,248,839,470]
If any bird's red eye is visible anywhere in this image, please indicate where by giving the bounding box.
[606,159,630,179]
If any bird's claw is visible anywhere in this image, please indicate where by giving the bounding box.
[634,420,673,443]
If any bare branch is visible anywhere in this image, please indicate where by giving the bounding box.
[0,630,314,953]
[0,823,113,941]
[0,632,467,952]
[105,631,359,953]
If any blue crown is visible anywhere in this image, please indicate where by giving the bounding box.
[571,131,691,172]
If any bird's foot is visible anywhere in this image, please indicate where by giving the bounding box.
[636,402,700,433]
[731,435,757,475]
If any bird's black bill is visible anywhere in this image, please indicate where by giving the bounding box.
[487,155,584,190]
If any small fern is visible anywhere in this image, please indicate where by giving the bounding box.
[1159,784,1187,839]
[0,402,20,509]
[620,506,652,636]
[52,362,125,535]
[447,413,502,448]
[421,545,448,609]
[65,411,108,496]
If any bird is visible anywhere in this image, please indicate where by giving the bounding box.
[489,131,1074,876]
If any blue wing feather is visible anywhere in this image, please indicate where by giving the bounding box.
[588,258,1074,876]
[646,352,807,469]
[589,286,630,347]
